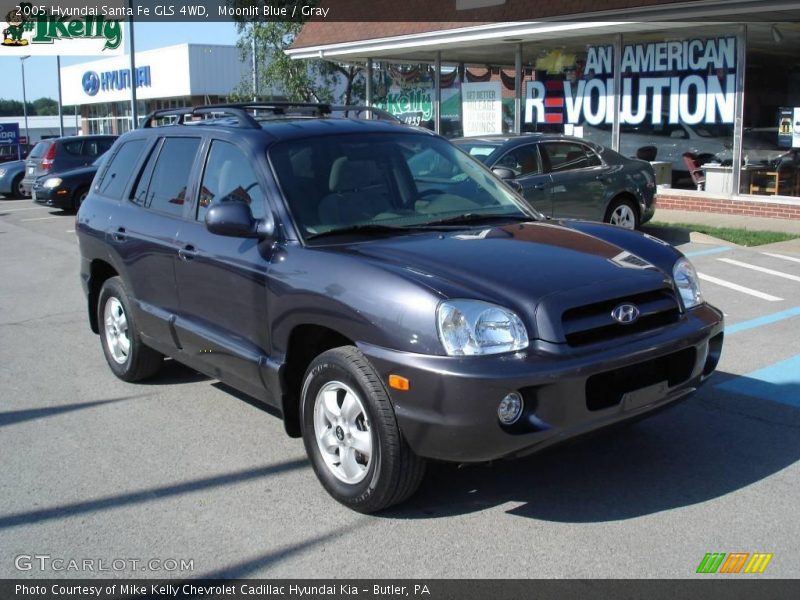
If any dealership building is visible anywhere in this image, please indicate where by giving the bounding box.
[288,0,800,218]
[60,43,250,136]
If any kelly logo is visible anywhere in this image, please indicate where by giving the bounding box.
[696,552,773,574]
[2,3,122,52]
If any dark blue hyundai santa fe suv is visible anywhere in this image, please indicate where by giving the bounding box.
[77,103,724,512]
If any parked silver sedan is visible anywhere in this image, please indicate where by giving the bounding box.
[452,134,656,229]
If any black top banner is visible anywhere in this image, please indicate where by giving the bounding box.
[2,0,799,23]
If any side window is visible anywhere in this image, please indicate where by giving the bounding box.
[197,140,265,221]
[96,139,146,200]
[542,142,600,173]
[133,137,200,216]
[62,140,82,156]
[84,138,114,157]
[495,145,543,177]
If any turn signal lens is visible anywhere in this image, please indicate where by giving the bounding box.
[388,375,410,391]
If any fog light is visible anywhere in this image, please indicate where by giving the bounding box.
[498,392,524,425]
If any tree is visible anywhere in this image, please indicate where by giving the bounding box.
[32,97,59,116]
[231,2,364,105]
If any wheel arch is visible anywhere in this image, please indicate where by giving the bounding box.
[87,260,119,334]
[604,191,641,223]
[280,323,356,438]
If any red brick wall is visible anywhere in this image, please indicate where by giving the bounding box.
[656,194,800,220]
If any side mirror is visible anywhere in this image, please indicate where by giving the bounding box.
[205,202,274,239]
[492,167,516,180]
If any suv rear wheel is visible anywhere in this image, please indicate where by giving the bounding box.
[98,277,163,381]
[300,346,425,513]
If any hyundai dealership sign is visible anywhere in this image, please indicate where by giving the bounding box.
[81,66,152,97]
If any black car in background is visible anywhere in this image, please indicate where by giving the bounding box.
[22,135,116,196]
[77,103,723,512]
[32,152,107,212]
[453,134,656,230]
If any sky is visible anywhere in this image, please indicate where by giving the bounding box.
[0,22,239,103]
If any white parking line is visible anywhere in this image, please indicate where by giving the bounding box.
[20,216,61,222]
[0,206,47,213]
[698,273,783,301]
[718,257,800,283]
[762,252,800,265]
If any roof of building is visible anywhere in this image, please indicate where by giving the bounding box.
[290,0,697,50]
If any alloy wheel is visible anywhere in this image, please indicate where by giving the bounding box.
[313,380,373,484]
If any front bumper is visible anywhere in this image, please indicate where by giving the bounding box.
[360,303,723,463]
[32,183,72,209]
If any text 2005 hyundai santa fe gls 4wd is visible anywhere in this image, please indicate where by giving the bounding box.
[77,103,724,513]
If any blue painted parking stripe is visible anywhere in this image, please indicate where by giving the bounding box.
[726,307,800,335]
[716,355,800,407]
[684,246,732,258]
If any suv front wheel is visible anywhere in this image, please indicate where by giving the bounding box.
[98,277,163,382]
[300,347,425,513]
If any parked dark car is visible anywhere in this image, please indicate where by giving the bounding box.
[452,134,656,229]
[32,152,107,211]
[0,159,27,198]
[22,135,116,196]
[77,103,723,513]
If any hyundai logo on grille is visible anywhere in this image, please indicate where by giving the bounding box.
[611,303,640,324]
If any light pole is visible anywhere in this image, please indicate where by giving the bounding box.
[20,56,30,152]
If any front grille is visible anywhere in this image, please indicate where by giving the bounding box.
[586,347,696,411]
[562,289,681,347]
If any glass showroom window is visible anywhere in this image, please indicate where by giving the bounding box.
[522,36,617,149]
[618,29,737,191]
[741,23,800,198]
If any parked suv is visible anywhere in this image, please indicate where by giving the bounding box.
[77,103,724,512]
[22,135,115,197]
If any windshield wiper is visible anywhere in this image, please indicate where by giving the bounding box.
[418,213,535,227]
[305,224,415,241]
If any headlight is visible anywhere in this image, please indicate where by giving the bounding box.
[0,169,6,177]
[43,178,63,189]
[673,258,703,309]
[437,299,529,356]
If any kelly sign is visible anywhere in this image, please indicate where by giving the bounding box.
[526,37,736,127]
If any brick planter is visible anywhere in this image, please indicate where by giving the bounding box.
[656,192,800,220]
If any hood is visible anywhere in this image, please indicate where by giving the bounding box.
[337,221,677,342]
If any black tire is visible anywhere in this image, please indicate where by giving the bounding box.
[97,276,163,382]
[72,186,89,212]
[300,346,426,513]
[604,197,640,230]
[11,173,25,199]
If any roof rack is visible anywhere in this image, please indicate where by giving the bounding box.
[330,105,400,123]
[140,102,400,129]
[141,102,334,129]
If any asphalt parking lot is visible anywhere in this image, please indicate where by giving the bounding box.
[1,198,799,579]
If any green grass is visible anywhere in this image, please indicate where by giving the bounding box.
[648,222,800,247]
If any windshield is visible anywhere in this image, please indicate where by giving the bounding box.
[269,133,532,239]
[451,142,500,164]
[92,151,109,167]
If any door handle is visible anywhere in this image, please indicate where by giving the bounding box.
[595,174,610,182]
[178,245,198,262]
[531,183,546,191]
[112,227,127,242]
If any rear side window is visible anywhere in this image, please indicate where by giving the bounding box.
[542,142,601,172]
[197,140,265,221]
[62,140,83,156]
[84,138,114,157]
[97,139,146,200]
[134,137,200,217]
[29,142,51,159]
